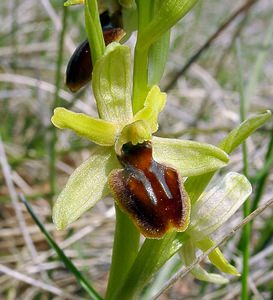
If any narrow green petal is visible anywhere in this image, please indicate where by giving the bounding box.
[92,43,133,123]
[181,239,228,284]
[133,85,166,133]
[53,147,120,230]
[152,137,229,177]
[188,172,252,240]
[51,107,118,146]
[138,0,198,49]
[196,237,239,275]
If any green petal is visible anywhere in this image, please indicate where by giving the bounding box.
[152,137,229,177]
[181,239,228,284]
[53,147,120,230]
[133,85,166,133]
[196,237,239,275]
[51,107,119,146]
[92,43,133,123]
[115,120,152,155]
[188,172,252,240]
[138,0,198,49]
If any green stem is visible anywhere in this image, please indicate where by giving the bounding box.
[132,0,154,114]
[84,0,105,65]
[236,39,250,300]
[112,232,186,300]
[49,6,68,202]
[105,205,140,300]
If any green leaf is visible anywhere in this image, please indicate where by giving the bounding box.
[219,110,272,154]
[92,43,133,123]
[188,172,252,240]
[133,85,166,133]
[196,237,239,275]
[138,0,199,49]
[21,195,103,300]
[184,110,272,204]
[152,136,229,177]
[148,30,170,85]
[51,107,119,146]
[53,147,119,230]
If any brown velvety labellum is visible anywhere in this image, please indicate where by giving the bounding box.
[65,28,124,93]
[109,142,190,239]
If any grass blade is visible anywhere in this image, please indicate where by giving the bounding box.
[20,194,103,300]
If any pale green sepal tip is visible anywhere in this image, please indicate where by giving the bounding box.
[152,137,229,177]
[51,107,119,146]
[196,237,239,275]
[181,239,228,284]
[64,0,84,6]
[53,147,120,230]
[133,85,166,133]
[189,172,252,240]
[92,43,133,124]
[191,265,229,285]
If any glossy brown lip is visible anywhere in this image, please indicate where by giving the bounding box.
[109,142,190,239]
[65,28,125,93]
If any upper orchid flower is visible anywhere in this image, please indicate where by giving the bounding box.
[181,172,252,283]
[51,43,229,237]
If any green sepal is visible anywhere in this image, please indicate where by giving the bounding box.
[152,136,229,177]
[138,0,199,49]
[115,120,151,155]
[133,85,166,133]
[181,239,229,284]
[53,147,120,230]
[92,43,133,123]
[196,237,239,275]
[51,107,119,146]
[188,172,252,240]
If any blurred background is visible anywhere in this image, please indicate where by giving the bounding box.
[0,0,272,299]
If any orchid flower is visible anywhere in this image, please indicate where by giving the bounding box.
[52,43,229,236]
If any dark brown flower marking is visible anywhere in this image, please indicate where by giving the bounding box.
[109,142,190,238]
[65,10,124,92]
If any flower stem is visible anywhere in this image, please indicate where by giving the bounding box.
[132,0,154,114]
[105,205,139,300]
[236,40,250,300]
[112,232,186,300]
[84,0,105,64]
